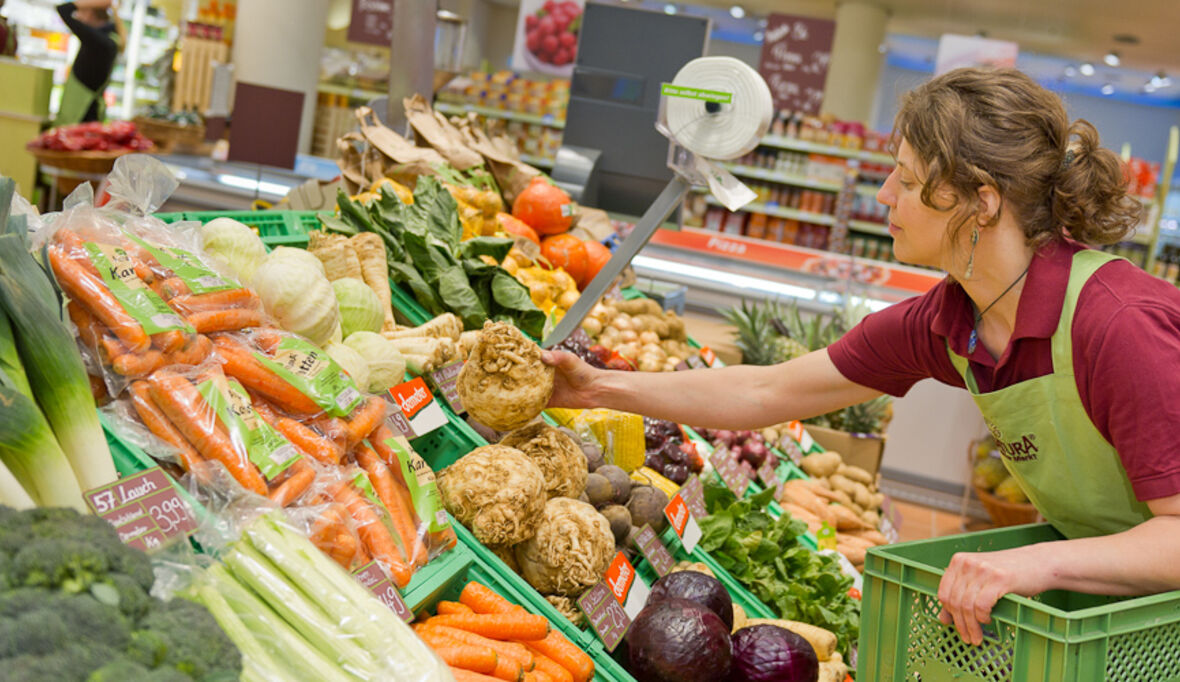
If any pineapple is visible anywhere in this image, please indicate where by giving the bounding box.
[722,299,809,365]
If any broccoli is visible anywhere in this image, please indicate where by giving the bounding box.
[7,642,121,682]
[133,598,243,680]
[4,507,153,593]
[86,658,153,682]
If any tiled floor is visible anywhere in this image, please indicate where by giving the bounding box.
[892,499,993,543]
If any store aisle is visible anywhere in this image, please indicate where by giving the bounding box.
[892,499,993,543]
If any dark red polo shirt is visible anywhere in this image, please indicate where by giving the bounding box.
[829,239,1180,501]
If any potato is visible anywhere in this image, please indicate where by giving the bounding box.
[638,330,660,346]
[619,329,639,343]
[837,463,874,486]
[871,492,886,509]
[861,509,880,527]
[581,317,603,337]
[801,451,842,478]
[852,484,874,510]
[828,473,858,498]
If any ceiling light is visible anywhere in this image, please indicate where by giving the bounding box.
[1104,51,1120,67]
[1152,71,1172,88]
[758,17,768,28]
[1064,66,1078,78]
[664,4,677,14]
[729,5,745,19]
[1101,83,1116,95]
[753,31,764,42]
[1079,62,1095,76]
[1144,82,1158,93]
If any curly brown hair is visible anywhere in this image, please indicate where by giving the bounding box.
[892,67,1142,247]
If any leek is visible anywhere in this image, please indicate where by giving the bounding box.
[0,232,116,492]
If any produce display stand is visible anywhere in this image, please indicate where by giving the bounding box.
[858,524,1180,682]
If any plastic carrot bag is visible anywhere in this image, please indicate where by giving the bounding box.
[283,499,369,571]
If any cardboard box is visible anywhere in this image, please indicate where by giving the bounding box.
[804,425,886,478]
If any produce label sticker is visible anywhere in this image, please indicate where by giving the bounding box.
[577,581,630,652]
[381,435,451,533]
[427,360,465,414]
[257,337,364,417]
[85,467,197,551]
[660,83,734,103]
[757,458,784,498]
[634,524,675,577]
[816,522,838,551]
[785,420,821,454]
[664,493,703,554]
[196,377,301,480]
[678,474,708,519]
[605,551,650,620]
[83,242,193,334]
[352,561,413,623]
[124,233,239,294]
[710,446,750,498]
[388,377,447,438]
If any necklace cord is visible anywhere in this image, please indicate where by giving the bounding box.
[967,262,1031,355]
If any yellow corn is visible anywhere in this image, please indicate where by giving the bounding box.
[544,408,646,472]
[631,467,680,498]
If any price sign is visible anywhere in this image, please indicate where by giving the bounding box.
[427,360,465,414]
[684,355,707,370]
[577,581,631,651]
[605,551,650,619]
[678,474,708,519]
[85,468,197,551]
[352,561,413,622]
[699,346,718,367]
[779,436,804,464]
[664,492,703,554]
[757,458,784,498]
[634,524,675,577]
[388,377,447,438]
[710,446,750,498]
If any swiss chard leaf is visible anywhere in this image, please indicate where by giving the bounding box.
[411,176,462,252]
[459,236,515,262]
[489,271,545,339]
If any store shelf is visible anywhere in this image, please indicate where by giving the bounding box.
[317,82,387,101]
[434,101,565,130]
[519,154,554,169]
[856,183,881,197]
[704,195,835,225]
[849,219,890,237]
[760,134,895,165]
[717,163,843,192]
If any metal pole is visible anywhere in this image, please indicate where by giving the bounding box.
[388,0,437,134]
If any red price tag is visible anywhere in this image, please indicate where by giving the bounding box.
[699,346,718,367]
[710,446,750,498]
[663,493,703,554]
[352,561,412,622]
[604,551,649,619]
[578,581,631,651]
[388,378,447,438]
[85,468,196,551]
[634,524,675,577]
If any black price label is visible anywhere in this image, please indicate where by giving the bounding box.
[85,468,197,552]
[634,524,675,577]
[353,561,412,622]
[678,474,708,519]
[710,446,750,498]
[427,360,465,414]
[578,581,631,651]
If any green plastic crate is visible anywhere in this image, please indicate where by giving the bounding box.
[858,523,1180,682]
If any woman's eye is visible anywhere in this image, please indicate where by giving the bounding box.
[900,179,915,190]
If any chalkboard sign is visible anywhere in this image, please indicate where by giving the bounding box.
[348,0,393,47]
[758,13,836,114]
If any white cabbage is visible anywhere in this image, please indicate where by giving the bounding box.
[199,217,267,284]
[343,331,406,393]
[325,342,370,393]
[332,278,383,338]
[252,247,341,346]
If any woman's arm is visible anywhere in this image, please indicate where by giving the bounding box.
[56,1,112,46]
[542,347,883,430]
[937,493,1180,645]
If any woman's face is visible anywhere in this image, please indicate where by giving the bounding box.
[877,138,960,271]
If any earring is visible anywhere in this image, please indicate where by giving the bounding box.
[964,227,979,279]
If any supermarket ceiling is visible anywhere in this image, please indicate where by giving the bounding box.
[489,0,1180,103]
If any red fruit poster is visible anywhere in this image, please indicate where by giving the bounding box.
[512,0,584,77]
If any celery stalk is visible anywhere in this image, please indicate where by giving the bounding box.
[0,233,116,492]
[204,563,351,682]
[222,543,378,678]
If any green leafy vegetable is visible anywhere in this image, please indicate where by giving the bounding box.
[698,478,859,655]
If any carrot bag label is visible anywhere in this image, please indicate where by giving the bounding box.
[381,434,450,534]
[196,376,301,479]
[255,336,364,417]
[124,233,240,294]
[83,242,193,334]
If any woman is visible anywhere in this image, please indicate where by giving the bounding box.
[543,67,1180,647]
[54,0,124,125]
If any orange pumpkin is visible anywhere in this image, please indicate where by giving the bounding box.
[540,233,587,287]
[496,212,540,245]
[580,240,612,289]
[512,177,574,235]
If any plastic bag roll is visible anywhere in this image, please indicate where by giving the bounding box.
[664,56,774,161]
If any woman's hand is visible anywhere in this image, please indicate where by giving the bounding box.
[541,349,604,409]
[937,544,1053,645]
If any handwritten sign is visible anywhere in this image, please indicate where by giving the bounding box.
[678,474,708,519]
[347,0,393,46]
[758,13,836,114]
[388,378,447,438]
[757,458,784,498]
[634,524,675,577]
[710,446,750,498]
[664,492,704,554]
[85,468,196,551]
[427,360,465,414]
[578,581,631,651]
[352,561,412,622]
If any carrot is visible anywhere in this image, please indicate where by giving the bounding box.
[170,288,260,312]
[433,645,498,675]
[268,458,316,507]
[68,301,134,367]
[417,624,536,669]
[163,333,213,366]
[129,380,203,472]
[267,413,342,465]
[438,601,475,615]
[309,503,359,567]
[427,613,549,642]
[151,330,186,353]
[212,335,321,414]
[328,479,413,587]
[524,651,572,682]
[461,581,526,615]
[187,308,267,333]
[113,348,165,377]
[50,244,150,352]
[156,277,190,299]
[146,369,268,495]
[527,634,594,682]
[523,671,553,682]
[343,396,387,447]
[450,670,505,682]
[251,327,285,353]
[314,416,351,454]
[368,424,403,467]
[354,444,427,568]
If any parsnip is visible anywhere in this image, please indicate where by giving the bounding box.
[739,619,836,661]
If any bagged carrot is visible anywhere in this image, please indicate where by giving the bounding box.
[368,426,457,561]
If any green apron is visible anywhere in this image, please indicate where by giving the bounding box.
[55,71,107,126]
[948,249,1153,539]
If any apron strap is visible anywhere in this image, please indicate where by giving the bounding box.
[946,346,980,393]
[1050,249,1123,375]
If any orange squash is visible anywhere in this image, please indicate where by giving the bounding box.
[496,212,540,245]
[540,234,587,287]
[512,177,574,235]
[580,240,612,289]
